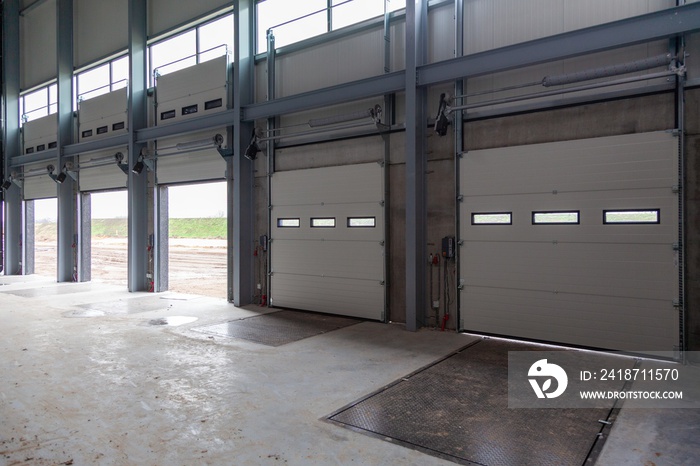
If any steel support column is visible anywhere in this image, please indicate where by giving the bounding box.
[405,0,428,331]
[24,201,35,274]
[265,30,276,306]
[2,0,22,276]
[127,0,149,291]
[155,186,168,291]
[454,0,464,330]
[56,0,76,282]
[676,0,687,360]
[80,193,91,282]
[232,0,255,306]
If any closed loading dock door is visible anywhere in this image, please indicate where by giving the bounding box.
[459,132,680,353]
[270,163,385,320]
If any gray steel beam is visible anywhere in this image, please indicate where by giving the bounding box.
[264,30,276,306]
[242,2,700,123]
[63,134,129,157]
[135,110,234,144]
[19,0,50,16]
[232,0,256,306]
[2,0,22,275]
[73,0,700,155]
[405,0,428,331]
[243,72,405,121]
[29,0,692,174]
[419,2,700,86]
[10,149,59,167]
[454,0,464,331]
[56,0,76,282]
[127,0,149,292]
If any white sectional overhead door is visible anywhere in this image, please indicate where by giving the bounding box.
[459,132,680,353]
[271,163,385,320]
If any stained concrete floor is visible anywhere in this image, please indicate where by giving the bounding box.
[1,276,699,465]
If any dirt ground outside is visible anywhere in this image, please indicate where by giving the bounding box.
[34,234,227,299]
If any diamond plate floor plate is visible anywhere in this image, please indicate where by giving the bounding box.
[192,310,361,346]
[328,339,631,466]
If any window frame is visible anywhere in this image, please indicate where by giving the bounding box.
[148,12,234,86]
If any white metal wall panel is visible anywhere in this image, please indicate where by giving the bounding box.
[155,56,228,125]
[270,163,385,320]
[23,161,57,200]
[148,0,230,37]
[20,0,56,89]
[22,114,57,155]
[79,148,129,192]
[463,0,674,55]
[428,4,455,64]
[459,132,679,353]
[79,88,128,142]
[563,0,674,32]
[275,28,384,97]
[156,129,227,185]
[390,19,406,72]
[74,0,128,68]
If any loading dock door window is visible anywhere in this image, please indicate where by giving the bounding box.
[347,217,376,228]
[532,211,580,225]
[604,209,660,224]
[472,212,512,225]
[277,218,300,228]
[311,218,336,228]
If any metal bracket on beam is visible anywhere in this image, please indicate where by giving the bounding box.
[217,147,234,159]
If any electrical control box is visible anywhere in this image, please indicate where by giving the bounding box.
[442,236,455,259]
[259,235,268,252]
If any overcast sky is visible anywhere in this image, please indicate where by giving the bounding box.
[34,181,227,222]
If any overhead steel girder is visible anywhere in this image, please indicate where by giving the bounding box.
[47,0,700,152]
[135,110,234,144]
[241,2,700,122]
[63,134,129,157]
[243,71,405,122]
[9,134,129,168]
[10,149,58,167]
[419,2,700,86]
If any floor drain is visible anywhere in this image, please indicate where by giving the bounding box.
[148,316,198,326]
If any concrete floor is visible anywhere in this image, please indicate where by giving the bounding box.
[1,277,699,465]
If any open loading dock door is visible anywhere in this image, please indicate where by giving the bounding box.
[458,132,680,354]
[270,163,385,320]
